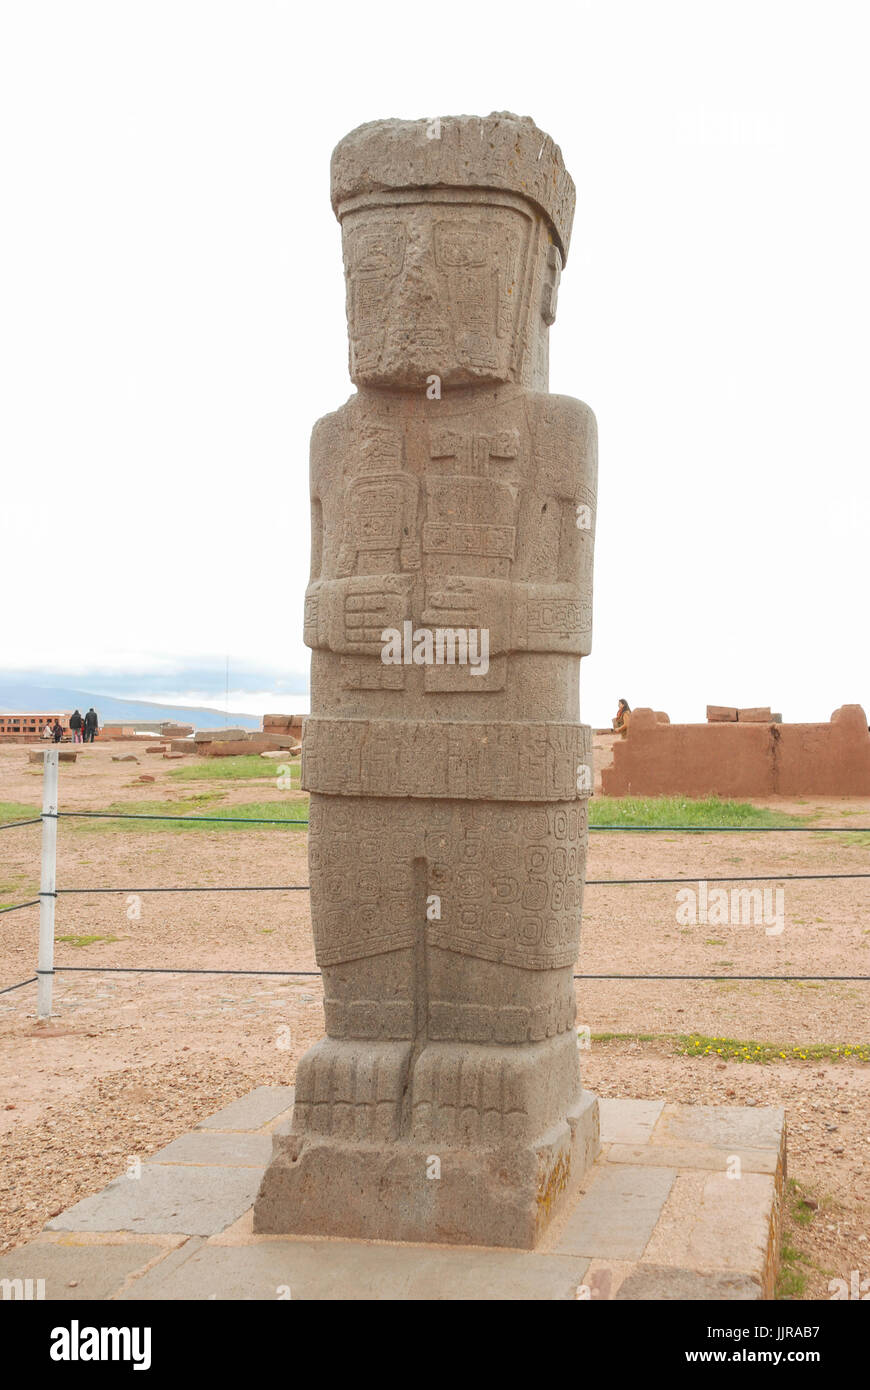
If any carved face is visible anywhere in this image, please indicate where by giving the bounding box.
[341,195,545,388]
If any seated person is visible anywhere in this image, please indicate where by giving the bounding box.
[612,698,631,737]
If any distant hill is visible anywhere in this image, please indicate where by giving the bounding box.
[0,679,261,731]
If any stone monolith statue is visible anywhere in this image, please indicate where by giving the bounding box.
[254,113,599,1247]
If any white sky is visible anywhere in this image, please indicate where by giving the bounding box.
[1,0,868,727]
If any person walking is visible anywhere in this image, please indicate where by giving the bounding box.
[52,719,63,743]
[69,709,83,744]
[84,707,98,743]
[41,721,53,740]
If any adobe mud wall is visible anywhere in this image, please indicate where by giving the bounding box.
[601,705,870,797]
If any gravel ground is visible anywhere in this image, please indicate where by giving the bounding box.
[1,741,868,1298]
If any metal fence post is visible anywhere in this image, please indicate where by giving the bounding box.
[37,747,58,1021]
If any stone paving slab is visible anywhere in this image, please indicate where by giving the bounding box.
[22,1093,785,1300]
[598,1097,665,1145]
[46,1164,263,1236]
[606,1142,779,1174]
[615,1264,762,1300]
[553,1163,677,1260]
[0,1240,169,1300]
[117,1239,591,1301]
[652,1103,786,1153]
[147,1132,273,1167]
[643,1171,779,1281]
[195,1086,296,1132]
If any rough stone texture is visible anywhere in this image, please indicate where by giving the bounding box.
[254,113,599,1249]
[706,705,738,722]
[0,1240,171,1301]
[603,704,870,796]
[598,1097,664,1145]
[263,713,305,736]
[119,1239,591,1301]
[46,1165,262,1237]
[552,1164,676,1260]
[615,1264,762,1300]
[642,1171,781,1298]
[606,1143,780,1174]
[146,1132,273,1167]
[652,1102,786,1154]
[195,1085,295,1132]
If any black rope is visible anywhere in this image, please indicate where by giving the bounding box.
[49,872,870,895]
[56,811,309,825]
[57,886,310,894]
[586,872,870,885]
[0,976,37,994]
[0,899,40,915]
[39,808,870,832]
[0,818,43,831]
[576,973,870,981]
[52,966,321,977]
[588,825,870,832]
[34,966,870,982]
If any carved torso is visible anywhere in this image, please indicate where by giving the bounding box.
[305,386,597,722]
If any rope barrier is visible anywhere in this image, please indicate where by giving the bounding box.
[0,976,37,994]
[47,871,870,895]
[589,824,870,832]
[41,809,870,832]
[55,811,309,824]
[585,872,870,885]
[57,886,310,894]
[14,966,869,982]
[9,789,867,1016]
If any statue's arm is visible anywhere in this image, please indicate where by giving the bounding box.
[421,397,597,657]
[304,410,413,656]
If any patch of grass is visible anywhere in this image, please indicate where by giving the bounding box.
[0,871,39,909]
[0,800,40,824]
[71,798,309,833]
[56,934,119,948]
[589,795,813,829]
[589,1031,870,1063]
[814,831,870,847]
[777,1241,810,1299]
[678,1034,870,1063]
[590,1031,665,1044]
[777,1181,829,1298]
[169,756,301,782]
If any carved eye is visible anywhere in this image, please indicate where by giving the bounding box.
[434,225,487,267]
[351,226,405,275]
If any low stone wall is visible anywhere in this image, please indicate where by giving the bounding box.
[196,736,300,758]
[601,704,870,797]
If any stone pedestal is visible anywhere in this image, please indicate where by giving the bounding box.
[255,1061,599,1248]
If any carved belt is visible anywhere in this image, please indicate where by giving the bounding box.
[301,717,591,801]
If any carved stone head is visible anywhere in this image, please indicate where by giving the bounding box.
[331,114,575,390]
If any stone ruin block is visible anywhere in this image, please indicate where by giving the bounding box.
[706,705,738,722]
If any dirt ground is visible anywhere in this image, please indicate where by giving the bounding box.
[1,740,868,1298]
